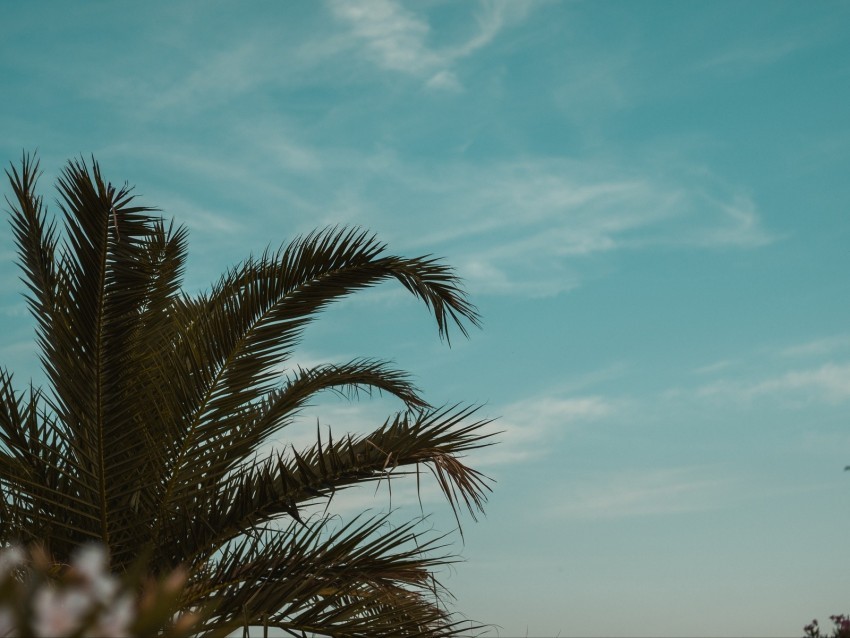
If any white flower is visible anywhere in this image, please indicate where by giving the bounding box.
[73,545,117,604]
[0,547,24,576]
[72,545,107,582]
[89,593,134,638]
[1,544,146,637]
[33,587,90,637]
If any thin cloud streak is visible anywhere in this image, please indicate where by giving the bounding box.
[546,467,732,520]
[700,37,808,74]
[693,359,738,375]
[392,158,778,296]
[48,6,780,303]
[326,0,527,90]
[697,362,850,406]
[116,142,778,299]
[475,394,617,467]
[779,335,850,358]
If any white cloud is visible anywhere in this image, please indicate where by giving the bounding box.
[327,0,523,90]
[693,359,738,375]
[475,394,617,466]
[328,0,435,74]
[91,40,277,118]
[253,398,495,521]
[779,335,850,358]
[697,362,850,406]
[66,5,781,302]
[700,37,807,74]
[102,136,777,302]
[156,195,245,236]
[747,363,850,404]
[154,43,264,110]
[425,70,462,92]
[384,158,777,297]
[546,467,730,520]
[691,193,776,248]
[301,477,445,519]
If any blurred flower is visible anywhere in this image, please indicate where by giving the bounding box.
[0,544,206,638]
[33,587,89,637]
[74,545,107,582]
[0,547,24,576]
[72,545,118,604]
[93,593,134,638]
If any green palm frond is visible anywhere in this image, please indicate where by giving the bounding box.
[1,153,496,636]
[167,358,428,493]
[189,513,482,637]
[164,405,496,569]
[148,227,482,551]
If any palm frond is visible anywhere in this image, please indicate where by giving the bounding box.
[176,358,428,487]
[6,154,62,360]
[1,154,496,634]
[151,227,480,551]
[187,513,485,637]
[0,368,103,553]
[167,405,496,566]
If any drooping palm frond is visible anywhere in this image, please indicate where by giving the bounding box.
[0,153,496,636]
[140,227,486,564]
[161,358,428,498]
[188,513,482,637]
[165,404,496,572]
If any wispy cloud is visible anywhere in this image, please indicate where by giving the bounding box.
[149,42,267,112]
[153,195,246,236]
[328,0,435,74]
[303,478,445,519]
[546,467,730,520]
[672,337,850,407]
[475,393,618,467]
[693,359,738,375]
[697,362,850,406]
[689,193,777,248]
[779,335,850,358]
[327,0,526,90]
[700,37,807,74]
[425,70,462,92]
[255,384,612,472]
[553,44,640,122]
[743,362,850,404]
[44,2,779,304]
[381,158,778,297]
[119,142,778,299]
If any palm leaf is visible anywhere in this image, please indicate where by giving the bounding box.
[188,513,484,637]
[1,153,496,636]
[169,405,495,569]
[149,227,480,552]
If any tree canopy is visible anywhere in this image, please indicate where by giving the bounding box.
[0,154,496,636]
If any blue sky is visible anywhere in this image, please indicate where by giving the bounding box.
[2,1,850,635]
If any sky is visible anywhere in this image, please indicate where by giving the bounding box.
[2,1,850,636]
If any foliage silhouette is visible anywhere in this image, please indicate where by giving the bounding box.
[0,154,496,636]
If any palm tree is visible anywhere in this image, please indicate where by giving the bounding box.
[0,154,496,636]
